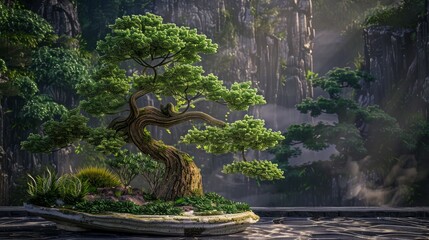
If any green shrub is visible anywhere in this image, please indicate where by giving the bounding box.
[27,168,58,207]
[138,153,165,195]
[106,151,164,188]
[57,174,89,205]
[75,166,121,192]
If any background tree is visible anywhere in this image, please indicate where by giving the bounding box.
[0,3,90,129]
[270,67,429,205]
[272,67,401,165]
[0,2,91,204]
[22,13,284,200]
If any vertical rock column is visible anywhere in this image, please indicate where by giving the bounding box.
[26,0,81,37]
[361,17,429,122]
[361,26,416,110]
[283,0,314,107]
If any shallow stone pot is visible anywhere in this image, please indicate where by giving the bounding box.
[24,204,259,236]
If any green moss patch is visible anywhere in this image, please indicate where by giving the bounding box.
[72,192,250,216]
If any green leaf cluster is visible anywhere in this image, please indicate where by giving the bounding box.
[0,4,54,49]
[135,65,224,106]
[21,108,127,154]
[221,82,266,111]
[9,73,38,98]
[182,115,284,154]
[97,13,217,64]
[401,117,429,152]
[77,63,130,115]
[276,119,394,163]
[222,160,284,181]
[31,47,90,89]
[107,151,164,186]
[21,109,89,152]
[132,66,265,111]
[21,95,67,124]
[86,128,126,155]
[309,67,371,99]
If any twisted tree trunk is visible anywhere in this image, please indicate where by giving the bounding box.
[110,90,224,200]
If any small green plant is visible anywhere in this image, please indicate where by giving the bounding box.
[27,168,58,207]
[75,166,121,192]
[139,154,165,195]
[56,174,89,205]
[140,201,183,215]
[175,192,250,214]
[106,150,165,189]
[222,160,285,181]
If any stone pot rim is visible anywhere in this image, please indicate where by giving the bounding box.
[24,203,259,236]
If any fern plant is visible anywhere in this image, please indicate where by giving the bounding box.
[57,174,89,205]
[27,168,58,207]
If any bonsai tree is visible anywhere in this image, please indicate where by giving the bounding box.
[22,13,284,200]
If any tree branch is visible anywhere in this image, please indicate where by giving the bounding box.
[241,149,247,161]
[135,105,225,130]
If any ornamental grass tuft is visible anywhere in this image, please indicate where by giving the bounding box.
[75,166,121,192]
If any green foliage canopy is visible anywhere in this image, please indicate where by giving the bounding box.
[0,3,55,49]
[97,14,217,64]
[1,4,91,135]
[182,115,284,155]
[31,47,90,89]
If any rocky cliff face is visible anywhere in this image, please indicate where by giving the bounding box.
[360,9,429,122]
[352,4,429,206]
[150,0,314,109]
[24,0,81,37]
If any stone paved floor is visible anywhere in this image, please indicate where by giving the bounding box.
[1,216,429,239]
